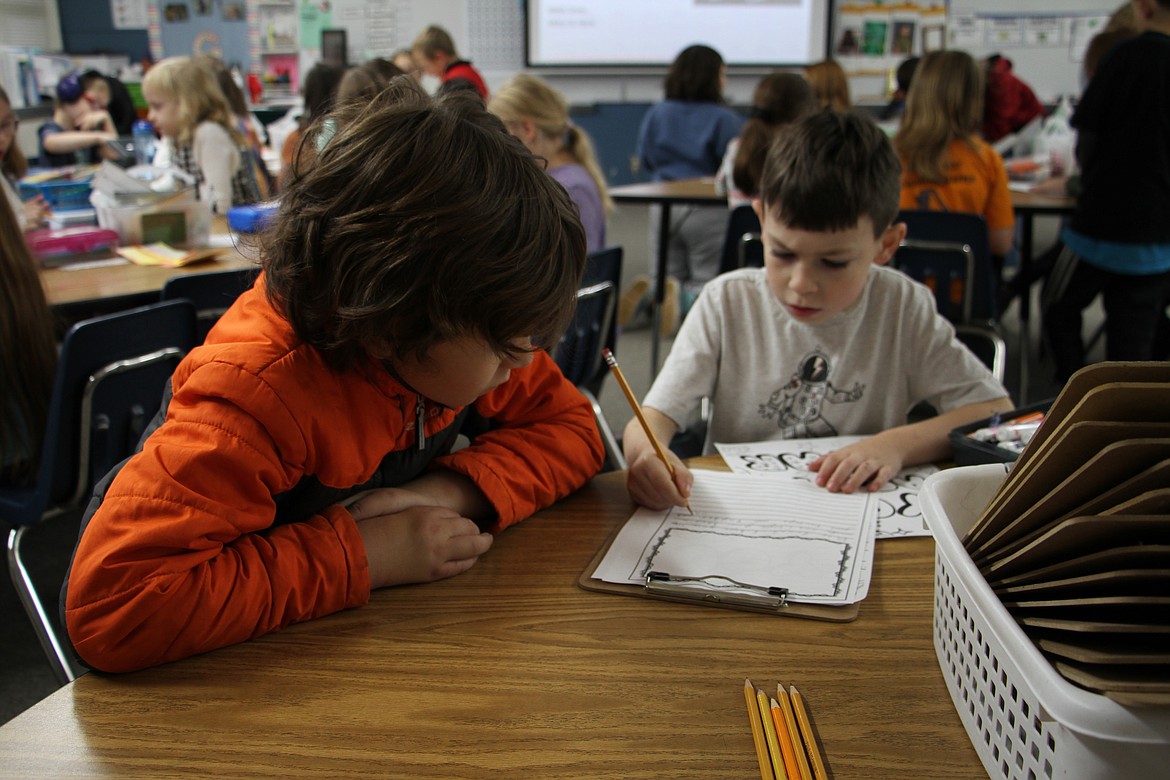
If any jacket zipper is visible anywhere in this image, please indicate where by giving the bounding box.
[416,395,426,451]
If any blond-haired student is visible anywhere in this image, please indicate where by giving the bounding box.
[143,56,262,213]
[893,50,1015,259]
[624,111,1011,509]
[489,73,612,252]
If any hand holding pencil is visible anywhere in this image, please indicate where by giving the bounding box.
[604,349,693,512]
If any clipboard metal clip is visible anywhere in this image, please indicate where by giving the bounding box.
[645,571,789,608]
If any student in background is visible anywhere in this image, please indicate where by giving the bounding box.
[894,50,1016,259]
[0,201,57,486]
[627,44,743,335]
[37,72,120,168]
[489,73,612,252]
[716,72,817,209]
[623,111,1010,509]
[279,61,344,190]
[199,56,275,201]
[411,25,488,100]
[981,54,1045,145]
[62,83,604,674]
[0,86,50,230]
[142,56,262,214]
[336,59,404,107]
[1042,0,1170,381]
[879,56,919,122]
[80,69,137,136]
[391,48,421,80]
[804,60,851,111]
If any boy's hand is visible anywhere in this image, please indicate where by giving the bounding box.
[622,407,692,510]
[808,438,903,494]
[626,447,693,510]
[348,488,493,589]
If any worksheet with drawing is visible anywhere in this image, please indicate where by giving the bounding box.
[714,436,939,539]
[591,471,877,605]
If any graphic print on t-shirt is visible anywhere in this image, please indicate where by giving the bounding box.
[758,349,864,438]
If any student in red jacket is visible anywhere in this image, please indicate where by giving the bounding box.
[411,24,489,100]
[63,81,604,673]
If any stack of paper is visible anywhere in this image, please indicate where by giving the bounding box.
[963,362,1170,705]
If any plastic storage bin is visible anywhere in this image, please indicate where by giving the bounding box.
[920,465,1170,780]
[948,401,1051,466]
[94,194,212,248]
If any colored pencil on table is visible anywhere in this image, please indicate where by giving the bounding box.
[777,684,813,780]
[603,348,692,514]
[789,685,829,780]
[744,679,776,780]
[757,688,788,780]
[768,696,801,780]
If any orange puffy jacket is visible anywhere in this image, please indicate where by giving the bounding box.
[63,277,603,672]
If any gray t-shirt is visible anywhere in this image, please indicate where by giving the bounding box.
[644,266,1008,453]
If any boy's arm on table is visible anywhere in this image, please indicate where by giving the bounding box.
[810,396,1014,493]
[623,406,693,510]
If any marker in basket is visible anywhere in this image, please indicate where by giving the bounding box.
[602,348,692,514]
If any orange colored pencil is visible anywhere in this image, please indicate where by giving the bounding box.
[768,696,801,780]
[789,685,829,780]
[744,679,776,780]
[778,685,813,780]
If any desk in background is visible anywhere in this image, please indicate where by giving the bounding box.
[40,217,260,323]
[609,178,726,381]
[0,459,983,778]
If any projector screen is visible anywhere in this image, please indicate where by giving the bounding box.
[526,0,832,68]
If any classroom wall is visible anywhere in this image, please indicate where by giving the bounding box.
[58,0,149,63]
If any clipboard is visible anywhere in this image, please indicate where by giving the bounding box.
[576,520,860,622]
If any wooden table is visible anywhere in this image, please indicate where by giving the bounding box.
[0,459,983,779]
[40,217,259,314]
[1009,189,1076,403]
[609,178,726,380]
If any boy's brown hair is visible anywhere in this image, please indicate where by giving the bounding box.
[412,25,457,60]
[264,79,587,371]
[759,110,901,237]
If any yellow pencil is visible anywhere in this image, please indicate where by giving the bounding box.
[789,685,829,780]
[777,684,814,780]
[603,348,692,513]
[757,688,788,780]
[743,679,776,780]
[769,695,801,780]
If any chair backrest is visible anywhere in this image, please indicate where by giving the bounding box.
[12,300,198,526]
[161,267,257,343]
[555,282,616,389]
[892,239,976,324]
[896,209,996,321]
[581,246,623,395]
[719,204,763,275]
[955,324,1007,383]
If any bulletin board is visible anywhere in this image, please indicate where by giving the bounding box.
[944,0,1118,101]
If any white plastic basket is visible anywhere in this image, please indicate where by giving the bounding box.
[920,465,1170,780]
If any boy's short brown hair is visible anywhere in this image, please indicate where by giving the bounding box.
[412,25,457,60]
[759,110,901,237]
[264,78,586,371]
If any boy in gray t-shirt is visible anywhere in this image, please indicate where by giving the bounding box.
[624,111,1012,509]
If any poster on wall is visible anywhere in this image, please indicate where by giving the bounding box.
[112,0,150,30]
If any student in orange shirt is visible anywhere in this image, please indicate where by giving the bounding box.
[894,50,1015,259]
[63,83,603,673]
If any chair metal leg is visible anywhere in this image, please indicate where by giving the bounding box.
[581,388,628,472]
[7,527,79,685]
